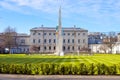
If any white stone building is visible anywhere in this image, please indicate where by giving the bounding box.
[90,33,120,54]
[10,33,30,53]
[30,26,88,53]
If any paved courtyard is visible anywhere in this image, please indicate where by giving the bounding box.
[0,74,120,80]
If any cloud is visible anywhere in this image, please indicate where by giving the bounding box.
[0,0,68,14]
[0,0,120,18]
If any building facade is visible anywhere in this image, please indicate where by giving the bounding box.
[10,33,30,53]
[30,26,88,53]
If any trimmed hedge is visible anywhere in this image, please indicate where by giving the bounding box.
[0,63,120,75]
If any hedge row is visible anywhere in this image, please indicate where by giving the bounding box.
[0,63,120,75]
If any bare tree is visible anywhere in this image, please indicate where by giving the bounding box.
[0,33,5,53]
[102,32,117,53]
[99,44,108,53]
[2,26,17,53]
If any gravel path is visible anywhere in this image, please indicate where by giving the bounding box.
[0,74,120,80]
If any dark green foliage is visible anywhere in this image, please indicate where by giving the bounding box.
[0,63,120,75]
[88,63,95,75]
[97,63,107,75]
[106,64,117,75]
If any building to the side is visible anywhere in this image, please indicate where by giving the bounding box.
[10,33,30,53]
[90,33,120,54]
[30,26,88,53]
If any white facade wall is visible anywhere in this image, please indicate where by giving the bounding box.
[30,27,88,53]
[10,34,30,53]
[90,43,120,54]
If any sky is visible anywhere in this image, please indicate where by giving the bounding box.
[0,0,120,34]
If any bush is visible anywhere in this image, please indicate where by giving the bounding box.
[0,63,120,75]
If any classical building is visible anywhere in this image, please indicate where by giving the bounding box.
[30,26,88,53]
[10,33,30,53]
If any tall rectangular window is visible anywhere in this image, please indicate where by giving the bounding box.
[54,46,56,50]
[38,33,41,35]
[49,46,51,50]
[83,39,85,43]
[49,33,51,35]
[53,33,55,35]
[49,39,51,43]
[54,39,56,43]
[38,39,40,43]
[83,33,85,35]
[44,46,46,50]
[44,33,46,35]
[68,39,70,43]
[33,39,35,43]
[72,46,74,50]
[44,39,46,43]
[33,33,36,35]
[78,39,80,43]
[72,39,74,43]
[63,39,65,43]
[68,33,70,36]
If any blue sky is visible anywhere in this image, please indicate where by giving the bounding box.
[0,0,120,34]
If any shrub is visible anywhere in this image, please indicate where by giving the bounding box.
[0,63,119,75]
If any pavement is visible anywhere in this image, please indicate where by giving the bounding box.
[0,74,120,80]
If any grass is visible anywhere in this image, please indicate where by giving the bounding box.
[0,53,120,65]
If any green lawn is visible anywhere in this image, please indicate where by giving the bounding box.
[0,54,120,65]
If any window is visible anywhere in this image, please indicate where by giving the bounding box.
[44,39,46,43]
[53,33,55,35]
[83,39,85,43]
[54,46,56,50]
[83,33,85,35]
[27,48,29,51]
[63,33,65,35]
[49,46,51,50]
[38,33,41,35]
[44,33,46,35]
[72,33,74,36]
[44,46,46,50]
[21,39,25,44]
[72,46,74,50]
[72,39,74,43]
[68,46,70,50]
[78,39,80,43]
[33,39,35,43]
[49,33,51,35]
[38,39,40,43]
[49,39,51,43]
[54,39,56,43]
[33,33,35,35]
[38,46,40,50]
[23,48,26,52]
[63,46,65,51]
[68,33,70,36]
[63,39,65,43]
[78,46,80,50]
[68,39,70,43]
[78,33,80,35]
